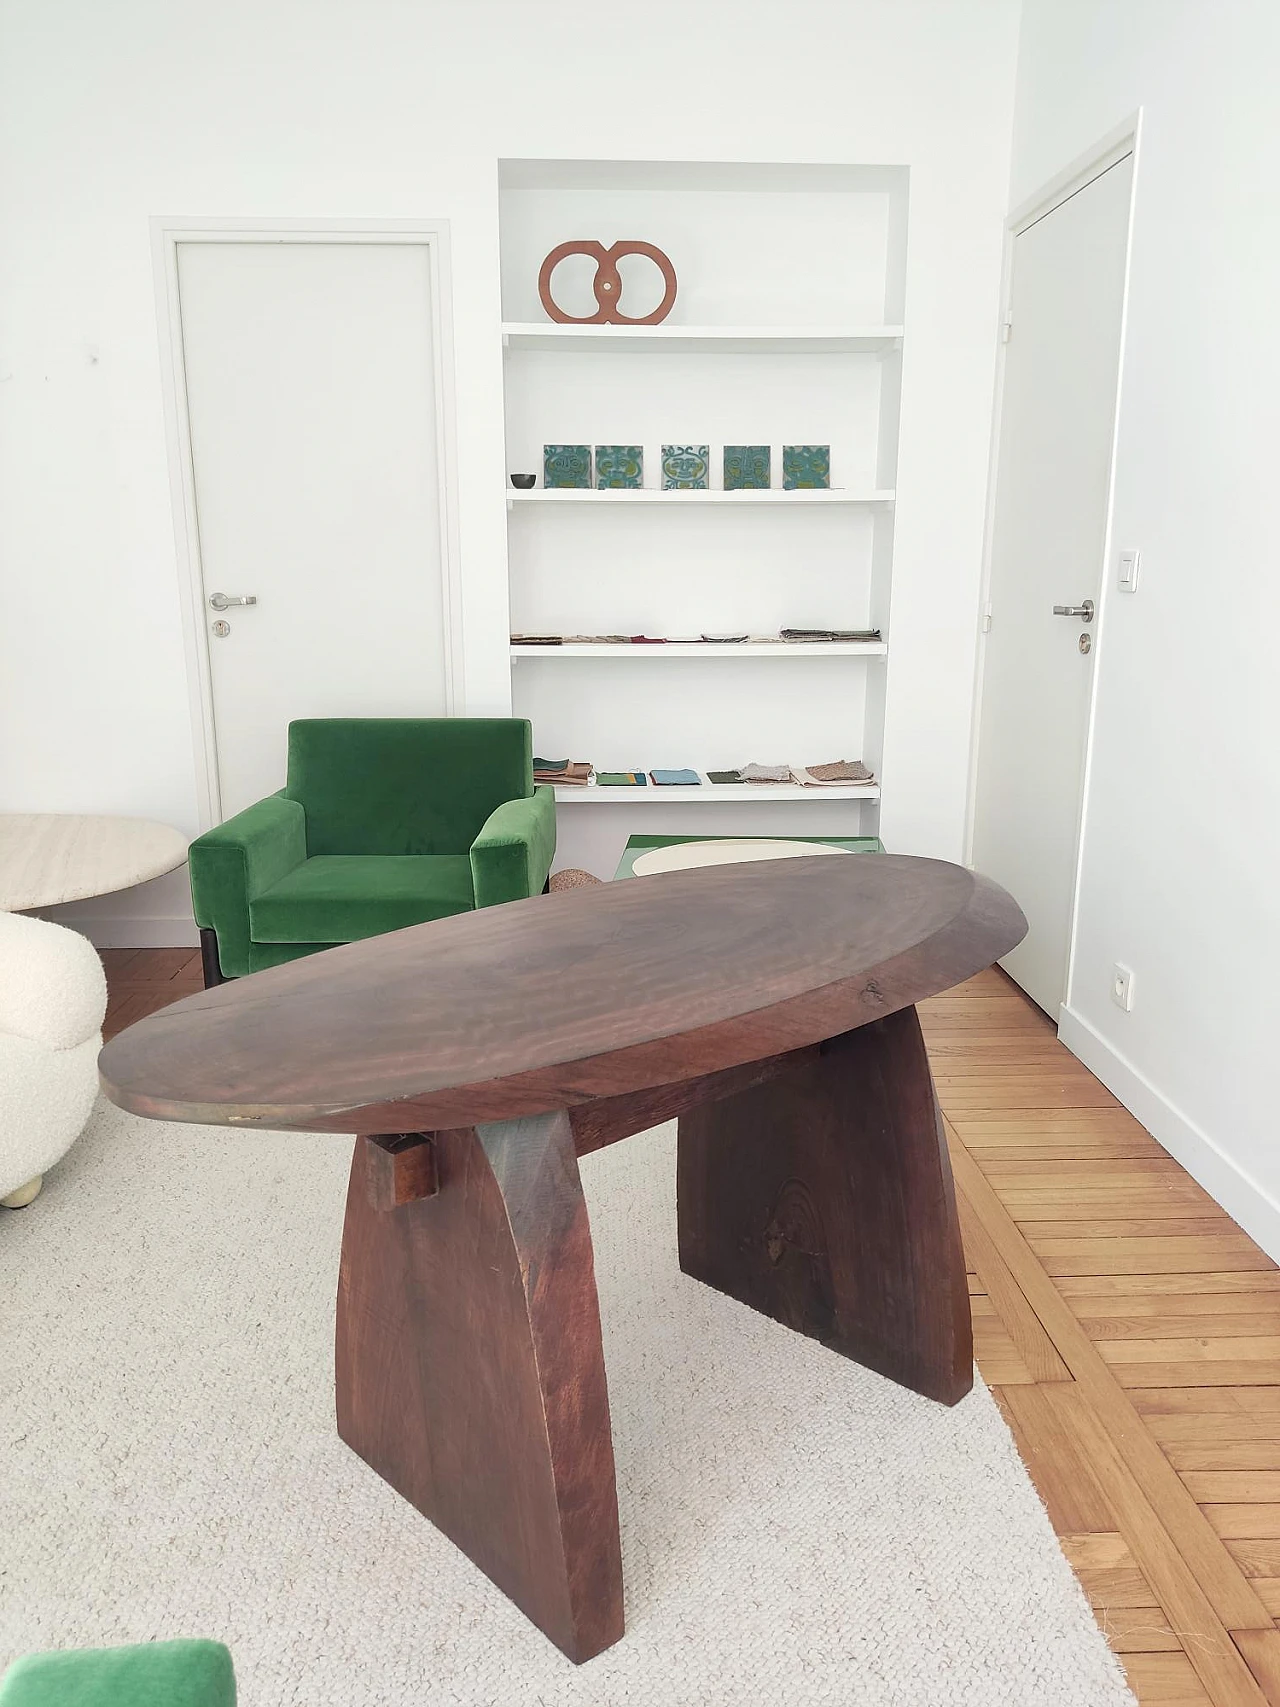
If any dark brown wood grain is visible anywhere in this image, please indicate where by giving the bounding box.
[568,1046,820,1157]
[99,856,1026,1135]
[364,1132,438,1210]
[99,855,1025,1662]
[337,1111,622,1664]
[677,1006,973,1405]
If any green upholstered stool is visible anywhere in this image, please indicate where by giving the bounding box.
[0,1640,235,1706]
[189,717,556,983]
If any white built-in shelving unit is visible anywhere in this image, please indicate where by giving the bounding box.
[506,487,895,507]
[502,323,903,355]
[553,778,881,804]
[498,158,908,869]
[512,640,889,659]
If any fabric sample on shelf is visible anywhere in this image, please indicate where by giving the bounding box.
[649,769,701,786]
[804,759,875,783]
[780,627,883,642]
[534,759,593,786]
[597,771,648,786]
[706,770,742,785]
[701,633,748,644]
[738,763,792,783]
[510,635,563,646]
[628,635,667,644]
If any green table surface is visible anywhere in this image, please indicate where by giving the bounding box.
[612,832,883,881]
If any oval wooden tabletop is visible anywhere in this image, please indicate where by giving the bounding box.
[99,855,1026,1135]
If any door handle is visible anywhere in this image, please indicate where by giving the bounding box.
[1052,599,1094,622]
[209,592,258,612]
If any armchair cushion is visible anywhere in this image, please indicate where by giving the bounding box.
[189,795,307,977]
[285,718,534,856]
[250,855,474,944]
[470,786,557,909]
[0,1640,235,1706]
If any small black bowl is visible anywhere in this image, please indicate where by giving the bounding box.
[509,473,537,490]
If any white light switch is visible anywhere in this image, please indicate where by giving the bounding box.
[1118,548,1141,593]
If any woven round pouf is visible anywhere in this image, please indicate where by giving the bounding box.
[548,868,604,893]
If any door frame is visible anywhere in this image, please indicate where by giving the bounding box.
[963,116,1141,1018]
[151,216,466,830]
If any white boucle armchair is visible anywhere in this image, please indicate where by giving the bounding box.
[0,911,107,1207]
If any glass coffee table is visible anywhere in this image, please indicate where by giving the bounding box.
[613,832,883,881]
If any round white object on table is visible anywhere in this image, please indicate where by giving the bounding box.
[630,838,850,877]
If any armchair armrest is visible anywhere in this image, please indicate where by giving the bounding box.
[469,786,557,909]
[188,793,307,978]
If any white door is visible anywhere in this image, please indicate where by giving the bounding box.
[971,154,1133,1014]
[176,239,451,818]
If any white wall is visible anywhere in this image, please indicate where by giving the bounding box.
[1010,0,1280,1256]
[0,0,1019,939]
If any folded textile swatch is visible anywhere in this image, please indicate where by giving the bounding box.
[780,627,883,642]
[803,759,874,783]
[535,759,593,785]
[706,769,742,785]
[650,769,701,786]
[738,763,792,783]
[597,771,647,786]
[511,634,563,646]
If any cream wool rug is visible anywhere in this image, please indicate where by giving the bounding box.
[1,1100,1135,1706]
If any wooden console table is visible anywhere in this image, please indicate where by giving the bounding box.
[99,854,1025,1663]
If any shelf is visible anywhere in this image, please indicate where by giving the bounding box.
[502,322,903,355]
[512,641,887,659]
[553,777,880,804]
[507,487,894,507]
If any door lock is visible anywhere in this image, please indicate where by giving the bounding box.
[1078,632,1092,654]
[211,620,231,638]
[208,592,258,612]
[1053,599,1095,622]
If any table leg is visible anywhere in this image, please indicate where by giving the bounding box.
[335,1111,624,1663]
[676,1005,972,1406]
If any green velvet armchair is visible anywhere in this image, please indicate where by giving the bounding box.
[189,718,556,985]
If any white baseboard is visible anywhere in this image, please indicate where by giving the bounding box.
[58,915,201,950]
[1058,1003,1280,1265]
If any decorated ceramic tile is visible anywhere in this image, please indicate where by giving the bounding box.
[543,444,591,488]
[723,444,771,490]
[662,444,709,490]
[783,444,831,490]
[594,445,643,489]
